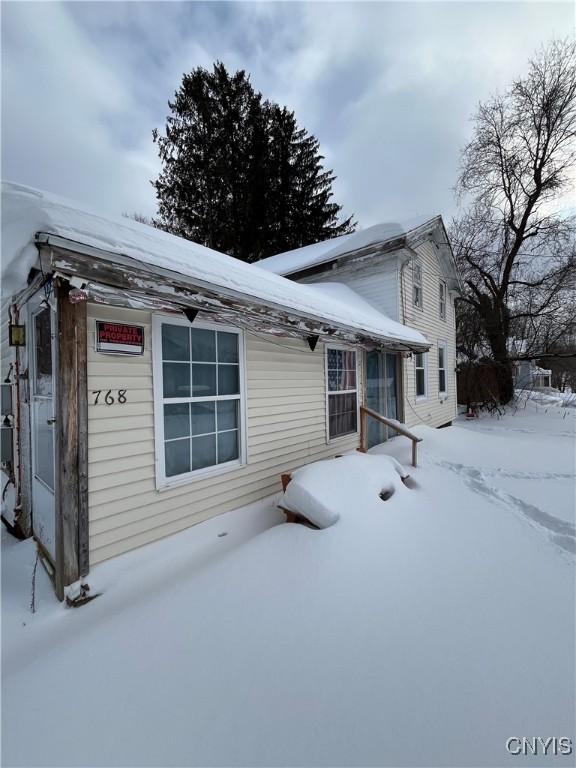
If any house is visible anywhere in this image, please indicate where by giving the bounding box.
[0,182,458,599]
[513,360,552,389]
[257,216,462,445]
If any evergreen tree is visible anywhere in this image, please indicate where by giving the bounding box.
[152,62,355,261]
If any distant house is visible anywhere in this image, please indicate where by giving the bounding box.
[513,360,552,389]
[257,217,462,446]
[1,182,460,599]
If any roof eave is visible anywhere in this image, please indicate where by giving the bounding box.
[37,232,429,353]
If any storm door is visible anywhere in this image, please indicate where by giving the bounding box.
[365,351,398,449]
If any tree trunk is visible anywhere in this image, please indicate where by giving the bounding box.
[480,299,515,404]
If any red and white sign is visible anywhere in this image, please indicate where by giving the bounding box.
[96,322,144,355]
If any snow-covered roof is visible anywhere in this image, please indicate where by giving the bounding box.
[1,182,428,350]
[255,215,439,276]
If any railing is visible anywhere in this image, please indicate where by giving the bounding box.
[359,405,422,467]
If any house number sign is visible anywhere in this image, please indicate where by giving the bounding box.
[92,390,127,406]
[96,321,145,355]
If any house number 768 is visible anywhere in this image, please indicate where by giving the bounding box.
[92,389,127,405]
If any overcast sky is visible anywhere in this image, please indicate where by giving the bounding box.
[1,1,572,229]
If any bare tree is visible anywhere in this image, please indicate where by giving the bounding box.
[452,39,576,402]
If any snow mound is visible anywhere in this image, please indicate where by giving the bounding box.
[282,453,410,527]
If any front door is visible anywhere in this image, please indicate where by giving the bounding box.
[365,351,398,449]
[29,293,56,562]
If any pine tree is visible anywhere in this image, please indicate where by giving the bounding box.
[152,62,355,262]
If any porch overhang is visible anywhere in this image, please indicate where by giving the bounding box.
[36,233,431,353]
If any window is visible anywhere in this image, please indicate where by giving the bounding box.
[413,262,423,309]
[415,352,427,399]
[326,347,358,440]
[153,318,244,485]
[439,281,446,320]
[438,342,447,395]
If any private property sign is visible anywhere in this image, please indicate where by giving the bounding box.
[96,321,145,355]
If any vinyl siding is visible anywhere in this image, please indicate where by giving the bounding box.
[399,241,458,428]
[87,305,362,564]
[299,254,399,320]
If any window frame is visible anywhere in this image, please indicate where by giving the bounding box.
[437,341,448,396]
[414,351,428,401]
[413,261,423,310]
[152,314,247,489]
[325,344,360,443]
[439,280,447,321]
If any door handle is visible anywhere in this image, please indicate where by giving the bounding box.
[46,418,56,425]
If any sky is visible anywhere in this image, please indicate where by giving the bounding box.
[1,1,572,230]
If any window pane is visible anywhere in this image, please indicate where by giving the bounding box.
[162,324,189,361]
[416,369,425,396]
[415,353,423,368]
[163,363,190,398]
[34,308,53,395]
[164,403,190,440]
[165,438,190,477]
[217,332,239,363]
[192,364,216,397]
[327,348,340,367]
[439,370,446,393]
[217,400,238,431]
[438,347,445,368]
[191,329,216,362]
[342,369,357,390]
[342,350,356,370]
[191,402,216,435]
[328,392,357,438]
[218,364,239,395]
[218,430,239,464]
[192,434,216,470]
[35,400,54,490]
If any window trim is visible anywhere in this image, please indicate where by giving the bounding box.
[413,261,423,310]
[439,280,447,321]
[325,344,360,443]
[152,314,247,490]
[437,341,448,396]
[414,351,428,401]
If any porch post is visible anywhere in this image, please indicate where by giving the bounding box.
[54,280,89,599]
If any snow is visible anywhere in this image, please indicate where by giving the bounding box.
[255,215,439,276]
[1,182,427,349]
[283,453,409,527]
[306,281,427,345]
[2,403,574,767]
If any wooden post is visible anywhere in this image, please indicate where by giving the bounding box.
[411,439,417,468]
[359,407,367,452]
[55,281,89,599]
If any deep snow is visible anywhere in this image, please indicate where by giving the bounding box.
[2,401,574,767]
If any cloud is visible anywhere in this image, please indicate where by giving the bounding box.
[2,1,573,227]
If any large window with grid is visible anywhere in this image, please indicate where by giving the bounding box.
[153,318,244,485]
[326,347,358,440]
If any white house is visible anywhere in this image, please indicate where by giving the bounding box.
[257,216,462,445]
[1,182,459,599]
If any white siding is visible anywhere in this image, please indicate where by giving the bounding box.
[399,241,458,428]
[87,305,362,564]
[300,255,399,320]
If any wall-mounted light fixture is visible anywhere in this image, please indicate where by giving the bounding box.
[8,324,25,346]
